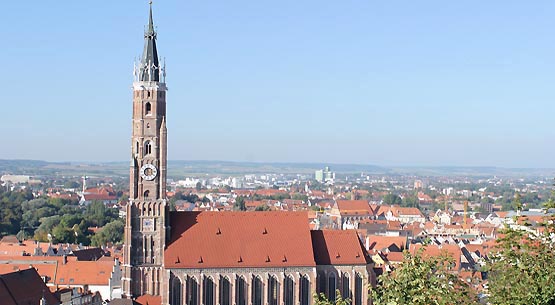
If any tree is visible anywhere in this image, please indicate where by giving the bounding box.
[372,249,477,305]
[513,192,523,213]
[195,181,202,191]
[486,188,555,305]
[313,290,350,305]
[255,204,271,211]
[91,219,125,246]
[234,196,246,211]
[382,193,402,205]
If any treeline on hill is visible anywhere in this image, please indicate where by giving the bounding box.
[0,188,123,246]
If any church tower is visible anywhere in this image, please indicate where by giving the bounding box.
[123,2,169,299]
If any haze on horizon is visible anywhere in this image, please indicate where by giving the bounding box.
[2,1,554,168]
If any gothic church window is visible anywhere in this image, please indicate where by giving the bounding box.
[203,276,215,305]
[252,276,263,305]
[284,275,294,305]
[145,141,152,155]
[342,273,350,299]
[299,275,310,305]
[220,276,231,305]
[186,276,198,305]
[354,273,363,305]
[268,275,279,305]
[236,276,247,305]
[327,273,336,301]
[170,275,182,305]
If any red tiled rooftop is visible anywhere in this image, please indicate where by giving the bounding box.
[311,230,371,265]
[166,211,316,268]
[136,294,162,305]
[336,200,372,215]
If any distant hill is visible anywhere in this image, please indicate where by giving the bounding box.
[0,159,553,178]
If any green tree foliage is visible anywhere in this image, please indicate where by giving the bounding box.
[313,290,350,305]
[255,204,271,211]
[234,196,246,211]
[513,192,522,212]
[291,193,309,202]
[486,190,555,305]
[401,194,420,208]
[0,188,32,235]
[91,219,125,246]
[382,193,402,205]
[372,249,477,305]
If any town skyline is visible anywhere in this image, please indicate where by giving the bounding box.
[3,1,555,167]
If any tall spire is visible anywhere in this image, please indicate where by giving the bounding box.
[139,1,160,82]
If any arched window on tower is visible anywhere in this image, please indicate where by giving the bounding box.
[145,102,152,115]
[144,190,150,199]
[144,141,152,155]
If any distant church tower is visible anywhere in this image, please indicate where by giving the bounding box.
[123,2,169,299]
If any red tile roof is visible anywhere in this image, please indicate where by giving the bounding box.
[336,200,372,215]
[166,211,316,268]
[0,268,59,305]
[366,235,407,253]
[136,294,162,305]
[311,230,371,265]
[55,260,115,285]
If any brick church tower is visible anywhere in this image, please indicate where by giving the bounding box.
[123,2,169,299]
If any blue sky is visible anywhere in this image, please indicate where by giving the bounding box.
[2,1,555,167]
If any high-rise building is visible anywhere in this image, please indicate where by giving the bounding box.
[123,2,169,298]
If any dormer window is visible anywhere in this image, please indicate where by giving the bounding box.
[145,102,152,115]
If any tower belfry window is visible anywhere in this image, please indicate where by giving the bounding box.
[145,141,152,155]
[146,102,152,115]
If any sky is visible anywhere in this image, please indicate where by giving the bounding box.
[2,1,555,168]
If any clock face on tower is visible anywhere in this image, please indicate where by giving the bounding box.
[140,164,158,181]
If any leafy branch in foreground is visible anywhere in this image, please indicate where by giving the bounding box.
[371,249,478,305]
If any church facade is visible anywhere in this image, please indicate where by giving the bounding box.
[123,5,374,305]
